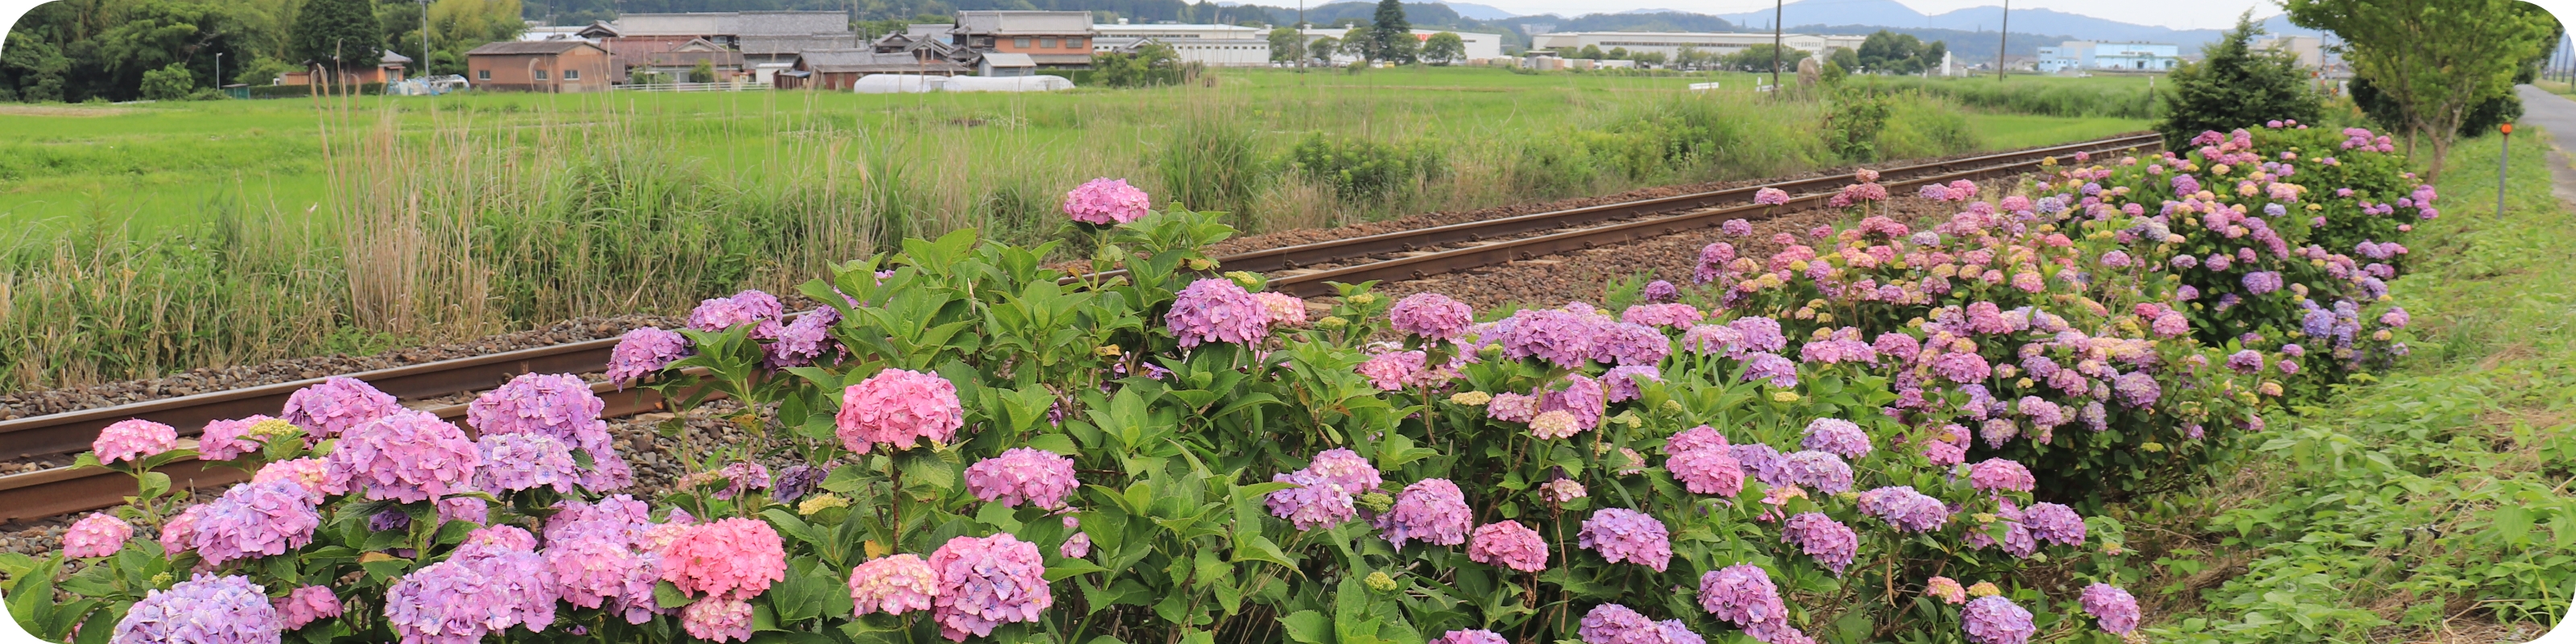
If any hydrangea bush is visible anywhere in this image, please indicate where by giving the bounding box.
[12,127,2425,644]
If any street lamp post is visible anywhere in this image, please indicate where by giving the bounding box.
[214,52,223,93]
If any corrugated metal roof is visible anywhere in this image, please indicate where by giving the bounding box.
[796,49,969,74]
[956,11,1093,35]
[613,11,852,38]
[980,52,1035,68]
[737,34,861,56]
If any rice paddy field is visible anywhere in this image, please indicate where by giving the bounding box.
[0,67,2151,390]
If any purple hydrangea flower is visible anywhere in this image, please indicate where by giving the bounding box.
[1753,188,1790,205]
[1267,471,1356,530]
[1376,478,1472,548]
[1603,365,1662,402]
[1538,374,1609,431]
[2079,583,2141,634]
[112,573,280,644]
[1743,352,1799,388]
[1307,448,1382,493]
[1962,596,2036,644]
[467,372,616,462]
[1781,513,1859,575]
[1768,451,1855,494]
[544,513,667,624]
[476,433,581,494]
[1166,279,1269,348]
[1932,352,1993,384]
[1698,564,1807,644]
[387,526,558,644]
[1578,508,1672,572]
[2022,502,2086,547]
[326,411,480,503]
[607,327,691,382]
[1592,323,1675,365]
[279,377,405,440]
[1436,630,1512,644]
[2226,349,2264,373]
[274,585,343,631]
[1389,293,1475,341]
[2242,270,2284,295]
[183,478,321,566]
[769,308,840,368]
[1580,603,1660,644]
[927,534,1054,641]
[194,415,278,462]
[2112,372,2161,408]
[1641,279,1681,303]
[1723,218,1755,236]
[772,464,827,504]
[1468,520,1549,572]
[1800,418,1871,459]
[1358,350,1426,391]
[1857,485,1949,532]
[1732,444,1784,483]
[965,448,1080,510]
[1681,324,1744,356]
[689,290,785,339]
[1498,308,1602,369]
[1730,316,1789,354]
[1621,303,1703,328]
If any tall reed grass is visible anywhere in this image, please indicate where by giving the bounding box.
[2,79,2021,390]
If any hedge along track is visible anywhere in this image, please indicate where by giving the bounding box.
[0,132,2161,522]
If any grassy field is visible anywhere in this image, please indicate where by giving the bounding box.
[0,67,2153,390]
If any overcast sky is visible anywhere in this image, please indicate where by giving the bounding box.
[1472,0,2289,30]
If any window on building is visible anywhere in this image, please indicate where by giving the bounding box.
[1040,37,1057,48]
[1067,37,1084,48]
[534,69,547,80]
[1014,37,1031,48]
[564,69,580,80]
[477,69,490,80]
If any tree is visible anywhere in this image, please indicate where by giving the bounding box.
[139,61,194,99]
[1827,47,1858,72]
[1309,35,1340,64]
[1578,44,1604,60]
[688,60,716,83]
[1724,44,1806,72]
[1633,51,1666,68]
[2285,0,2554,179]
[1420,31,1465,65]
[1368,0,1413,64]
[2154,13,2324,150]
[1674,45,1702,69]
[291,0,382,77]
[1607,47,1629,60]
[1268,27,1307,64]
[1095,43,1181,87]
[1857,31,1931,74]
[1344,25,1379,61]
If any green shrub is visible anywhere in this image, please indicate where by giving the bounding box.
[1286,133,1443,201]
[2155,15,2323,147]
[1156,115,1273,217]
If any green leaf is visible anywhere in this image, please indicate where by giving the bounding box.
[655,580,697,609]
[2495,503,2533,543]
[1046,559,1113,581]
[1280,609,1334,644]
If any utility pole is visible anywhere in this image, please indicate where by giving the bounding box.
[1995,0,2008,80]
[214,52,223,93]
[1771,0,1781,91]
[419,0,432,78]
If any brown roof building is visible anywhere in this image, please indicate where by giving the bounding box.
[778,49,969,89]
[465,41,613,93]
[953,11,1096,68]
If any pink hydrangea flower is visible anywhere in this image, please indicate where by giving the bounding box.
[1577,603,1663,644]
[1621,303,1704,328]
[1968,459,2035,493]
[545,497,669,624]
[1856,485,1949,532]
[93,419,176,464]
[607,327,691,383]
[1063,178,1152,225]
[1666,425,1730,454]
[1753,187,1790,205]
[1578,508,1671,572]
[928,534,1053,641]
[681,597,755,642]
[1496,308,1600,369]
[1486,392,1538,423]
[1538,374,1608,431]
[660,518,787,601]
[111,573,280,644]
[1602,365,1662,402]
[252,457,334,501]
[183,478,320,566]
[1539,478,1588,504]
[195,415,281,461]
[469,373,614,453]
[1376,478,1471,549]
[1389,292,1474,341]
[1166,279,1269,347]
[1467,520,1548,572]
[1591,322,1674,365]
[1255,292,1310,328]
[1799,418,1872,459]
[848,554,942,617]
[62,512,130,558]
[279,377,404,440]
[1925,576,1967,605]
[324,411,479,503]
[836,369,965,454]
[965,448,1080,510]
[1060,532,1090,558]
[1358,350,1426,390]
[1435,630,1510,644]
[1307,448,1381,493]
[1668,444,1745,497]
[273,585,342,631]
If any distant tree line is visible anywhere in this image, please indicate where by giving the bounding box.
[1,0,522,102]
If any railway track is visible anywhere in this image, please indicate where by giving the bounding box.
[0,132,2161,522]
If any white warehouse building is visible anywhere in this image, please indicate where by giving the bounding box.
[1298,27,1506,64]
[1092,23,1276,67]
[1531,31,1866,60]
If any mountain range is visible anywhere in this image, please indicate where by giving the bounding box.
[1714,0,2322,48]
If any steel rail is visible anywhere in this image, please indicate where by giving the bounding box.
[0,133,2160,522]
